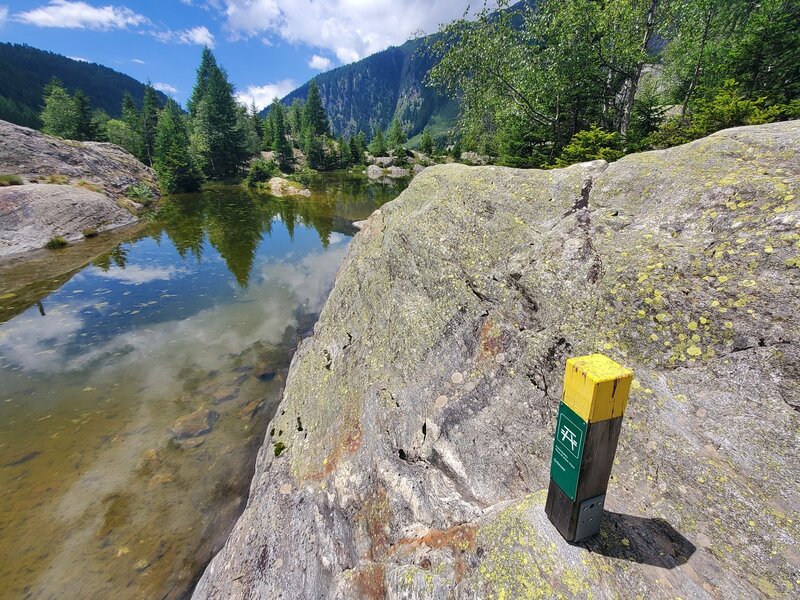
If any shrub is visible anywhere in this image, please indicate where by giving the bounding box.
[46,174,70,184]
[245,159,279,187]
[76,180,102,193]
[0,174,23,186]
[286,166,314,186]
[127,183,154,200]
[82,227,98,238]
[555,125,623,167]
[45,236,68,249]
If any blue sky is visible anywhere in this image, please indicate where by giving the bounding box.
[0,1,481,109]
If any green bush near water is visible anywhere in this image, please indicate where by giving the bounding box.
[45,236,68,249]
[245,159,279,187]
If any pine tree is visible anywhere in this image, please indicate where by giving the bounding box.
[302,81,330,136]
[288,98,304,143]
[337,135,350,168]
[120,92,143,158]
[271,99,293,171]
[188,47,217,119]
[386,117,407,147]
[72,89,95,141]
[40,78,77,139]
[141,83,160,166]
[303,128,325,169]
[355,131,367,161]
[419,129,434,155]
[368,127,387,156]
[189,49,249,178]
[153,99,203,194]
[262,110,275,150]
[349,135,361,165]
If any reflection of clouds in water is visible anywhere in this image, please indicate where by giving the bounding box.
[86,264,193,285]
[253,242,349,314]
[0,244,350,392]
[0,303,89,372]
[328,232,346,245]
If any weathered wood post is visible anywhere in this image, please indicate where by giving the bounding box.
[545,353,633,542]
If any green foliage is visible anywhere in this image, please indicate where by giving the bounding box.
[647,80,788,149]
[72,89,95,141]
[392,144,407,166]
[386,118,407,147]
[286,166,314,186]
[153,99,203,194]
[270,99,294,172]
[302,81,330,137]
[40,78,77,138]
[0,174,23,186]
[45,236,68,249]
[0,42,168,130]
[141,84,160,166]
[368,127,387,156]
[303,129,325,169]
[555,125,623,167]
[245,158,279,187]
[127,182,154,200]
[188,49,250,179]
[419,129,434,155]
[273,442,286,458]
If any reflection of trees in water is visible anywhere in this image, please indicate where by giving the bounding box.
[93,244,132,271]
[88,177,407,289]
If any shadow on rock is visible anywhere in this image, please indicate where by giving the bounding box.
[577,511,696,569]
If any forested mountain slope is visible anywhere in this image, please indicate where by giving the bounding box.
[0,43,168,129]
[281,37,455,140]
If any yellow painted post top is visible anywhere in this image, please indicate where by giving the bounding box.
[562,354,633,423]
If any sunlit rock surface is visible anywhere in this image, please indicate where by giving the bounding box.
[193,121,800,599]
[0,119,158,257]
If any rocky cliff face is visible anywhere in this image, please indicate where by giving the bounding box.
[193,121,800,599]
[0,120,158,257]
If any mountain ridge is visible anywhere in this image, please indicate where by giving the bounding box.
[0,43,169,129]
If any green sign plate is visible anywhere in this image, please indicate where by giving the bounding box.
[550,402,587,501]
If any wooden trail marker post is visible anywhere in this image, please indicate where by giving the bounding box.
[545,354,633,542]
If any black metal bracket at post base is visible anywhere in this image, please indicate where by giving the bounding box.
[545,354,632,543]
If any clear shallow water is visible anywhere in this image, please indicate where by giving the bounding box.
[0,174,407,600]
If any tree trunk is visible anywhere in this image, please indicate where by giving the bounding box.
[620,0,659,137]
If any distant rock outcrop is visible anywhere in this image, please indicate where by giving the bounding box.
[194,121,799,599]
[267,177,311,198]
[0,120,159,258]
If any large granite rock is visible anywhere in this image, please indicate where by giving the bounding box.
[194,122,800,599]
[0,119,158,258]
[0,184,137,255]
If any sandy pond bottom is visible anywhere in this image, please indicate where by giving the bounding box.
[0,174,407,599]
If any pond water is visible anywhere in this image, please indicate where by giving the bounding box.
[0,173,408,600]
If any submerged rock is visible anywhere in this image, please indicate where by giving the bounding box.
[194,122,800,599]
[169,408,219,439]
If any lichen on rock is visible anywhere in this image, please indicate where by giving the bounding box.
[193,122,800,599]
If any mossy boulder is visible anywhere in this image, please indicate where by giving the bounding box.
[194,121,800,599]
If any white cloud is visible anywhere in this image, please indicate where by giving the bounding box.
[153,82,178,94]
[15,0,148,30]
[68,55,90,62]
[308,54,332,71]
[153,24,215,47]
[0,5,8,27]
[131,58,145,64]
[235,79,297,110]
[89,264,191,284]
[218,1,483,63]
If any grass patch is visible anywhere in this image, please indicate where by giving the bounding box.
[45,236,68,250]
[0,174,23,186]
[82,227,98,238]
[76,180,103,193]
[46,174,70,185]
